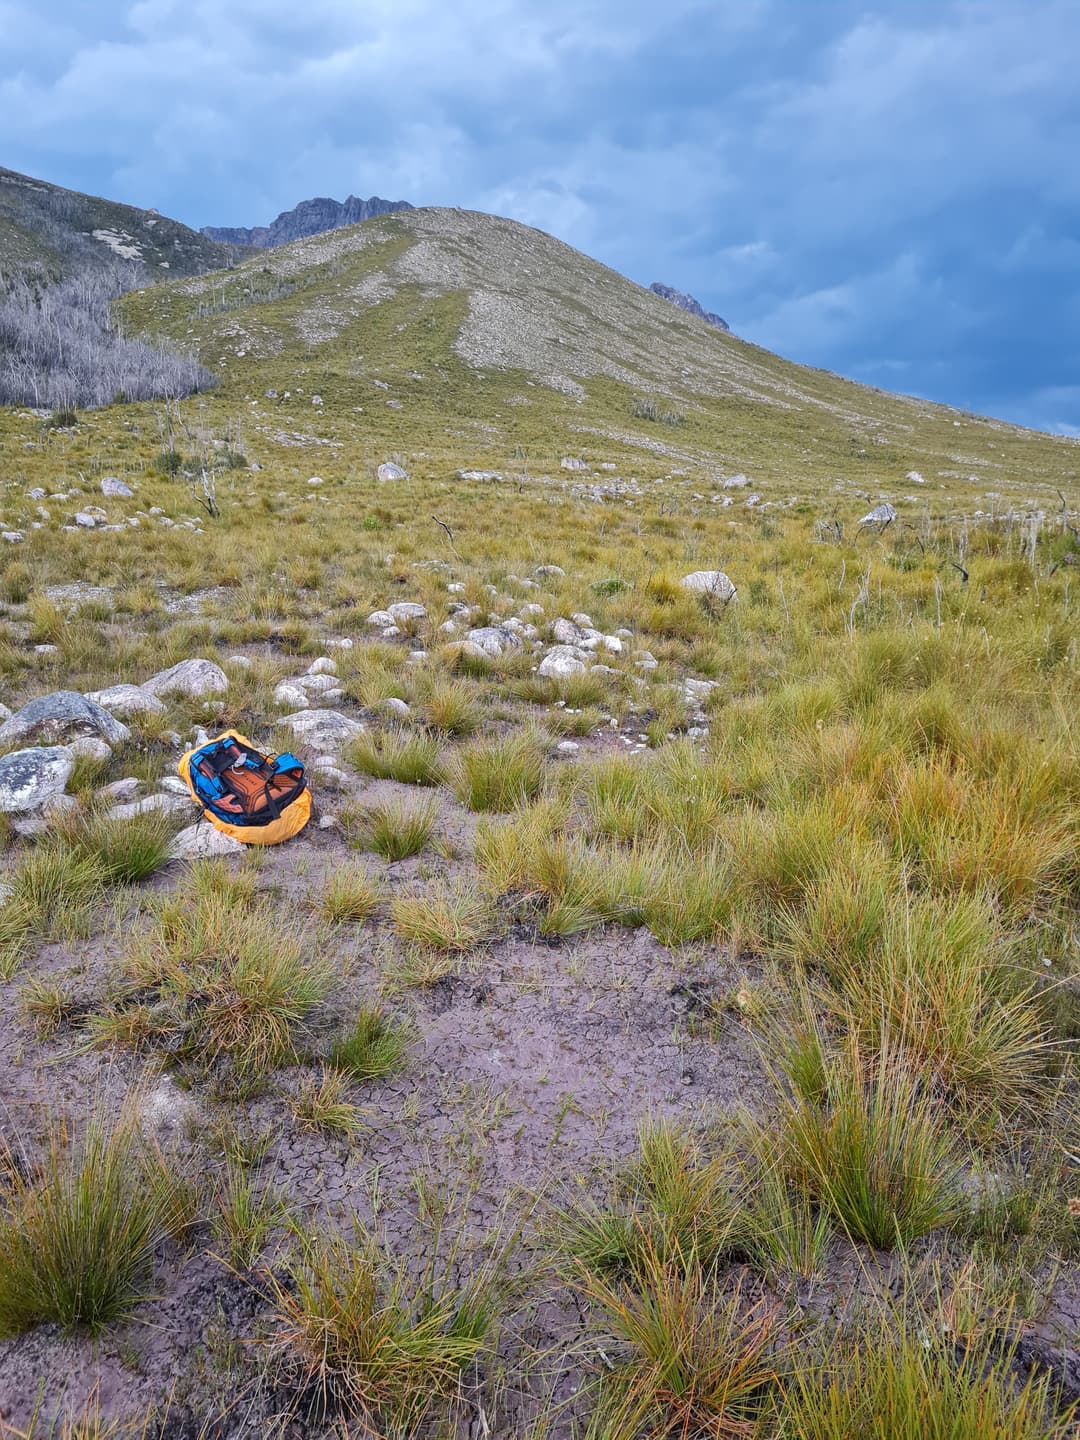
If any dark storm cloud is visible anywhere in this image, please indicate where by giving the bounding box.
[1,0,1077,432]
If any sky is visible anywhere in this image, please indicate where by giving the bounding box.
[2,0,1078,434]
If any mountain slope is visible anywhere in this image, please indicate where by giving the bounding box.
[202,194,413,248]
[0,166,240,284]
[121,205,1077,499]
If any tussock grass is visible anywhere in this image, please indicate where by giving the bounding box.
[210,1157,291,1269]
[449,728,548,811]
[766,1023,962,1249]
[290,1068,365,1137]
[329,1005,413,1080]
[99,890,330,1085]
[69,807,179,884]
[778,1324,1075,1438]
[319,862,382,923]
[347,730,444,785]
[0,1114,191,1335]
[420,678,482,736]
[264,1220,510,1431]
[391,879,494,952]
[343,795,438,860]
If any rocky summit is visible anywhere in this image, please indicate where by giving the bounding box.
[201,193,413,248]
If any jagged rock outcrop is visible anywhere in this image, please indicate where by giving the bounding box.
[649,283,730,332]
[202,195,413,249]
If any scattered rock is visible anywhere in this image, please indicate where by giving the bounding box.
[107,793,190,822]
[465,625,523,658]
[366,609,395,627]
[0,691,129,748]
[170,822,245,860]
[73,512,98,528]
[859,502,897,526]
[535,564,565,578]
[279,709,365,752]
[142,658,229,699]
[377,462,408,482]
[101,777,141,801]
[723,473,752,489]
[379,697,411,720]
[86,683,167,719]
[100,477,134,499]
[680,571,737,603]
[307,657,338,676]
[387,602,426,623]
[0,746,74,813]
[539,646,587,679]
[560,457,589,472]
[68,736,113,763]
[274,683,310,710]
[2,531,24,544]
[556,740,580,755]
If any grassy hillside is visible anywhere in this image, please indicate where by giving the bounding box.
[0,206,1076,1437]
[0,165,242,284]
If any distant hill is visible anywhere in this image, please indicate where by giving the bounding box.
[0,166,240,284]
[650,282,729,332]
[202,194,413,249]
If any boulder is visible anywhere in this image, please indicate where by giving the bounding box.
[86,683,167,719]
[366,609,396,627]
[465,625,523,658]
[377,462,408,482]
[100,477,135,499]
[0,691,130,748]
[0,746,74,813]
[2,531,24,544]
[560,458,589,472]
[535,564,565,578]
[279,709,364,752]
[387,602,426,623]
[538,646,587,680]
[170,822,245,860]
[680,571,737,603]
[292,674,340,696]
[73,512,98,528]
[859,502,897,526]
[379,697,411,720]
[273,683,310,710]
[307,657,337,676]
[142,658,229,699]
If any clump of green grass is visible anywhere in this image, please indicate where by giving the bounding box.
[319,862,382,923]
[420,678,482,737]
[0,1115,191,1336]
[97,891,330,1086]
[391,879,494,952]
[289,1069,365,1138]
[210,1157,291,1269]
[779,1323,1075,1438]
[70,808,179,884]
[448,729,547,811]
[329,1005,413,1081]
[264,1222,507,1431]
[578,1248,778,1440]
[347,730,444,786]
[344,795,438,860]
[767,1023,962,1249]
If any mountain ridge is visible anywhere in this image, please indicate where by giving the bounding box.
[202,194,413,249]
[649,282,729,332]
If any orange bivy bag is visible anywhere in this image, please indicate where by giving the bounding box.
[178,729,311,845]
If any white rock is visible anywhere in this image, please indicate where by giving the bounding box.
[0,747,74,814]
[2,531,24,543]
[556,740,580,754]
[308,476,324,485]
[377,462,408,482]
[570,612,593,628]
[101,777,141,801]
[293,673,340,696]
[379,697,411,719]
[170,822,245,860]
[73,512,98,528]
[387,602,426,622]
[366,609,395,627]
[906,471,925,484]
[680,571,737,602]
[100,477,134,499]
[86,683,167,719]
[107,793,190,822]
[560,457,589,472]
[274,683,310,710]
[859,503,897,526]
[227,655,253,669]
[465,626,523,657]
[307,657,338,676]
[723,473,752,488]
[159,776,191,796]
[327,637,354,650]
[142,658,229,699]
[68,737,113,763]
[280,709,364,752]
[538,646,587,679]
[535,564,565,578]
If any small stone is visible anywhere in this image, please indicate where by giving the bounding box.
[306,657,337,676]
[280,709,365,752]
[538,646,587,680]
[34,644,58,656]
[159,776,190,796]
[2,531,24,544]
[535,564,565,578]
[366,609,395,627]
[317,814,338,830]
[274,683,310,710]
[101,777,141,801]
[387,602,426,622]
[376,462,408,482]
[227,655,253,669]
[680,571,737,602]
[556,740,580,754]
[73,512,98,528]
[379,697,411,719]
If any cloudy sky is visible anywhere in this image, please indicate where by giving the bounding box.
[3,0,1078,433]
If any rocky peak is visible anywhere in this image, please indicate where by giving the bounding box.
[649,282,729,332]
[201,194,413,249]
